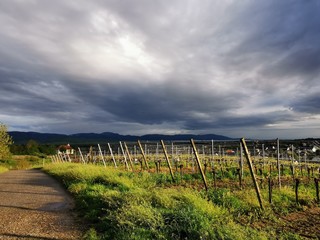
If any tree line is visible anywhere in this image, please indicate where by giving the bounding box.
[10,140,56,156]
[1,123,56,158]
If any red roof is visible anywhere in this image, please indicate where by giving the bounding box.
[58,144,73,150]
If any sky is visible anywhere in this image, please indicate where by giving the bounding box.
[0,0,320,139]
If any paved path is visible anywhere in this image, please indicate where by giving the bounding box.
[0,170,84,239]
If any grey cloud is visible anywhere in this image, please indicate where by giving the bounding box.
[0,0,319,138]
[291,94,320,114]
[260,48,320,82]
[63,77,244,127]
[184,110,296,130]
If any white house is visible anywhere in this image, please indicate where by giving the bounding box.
[57,143,75,155]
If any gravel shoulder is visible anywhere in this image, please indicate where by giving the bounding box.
[0,169,84,239]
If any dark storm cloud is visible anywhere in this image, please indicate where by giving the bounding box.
[291,94,320,114]
[0,0,319,138]
[61,75,245,127]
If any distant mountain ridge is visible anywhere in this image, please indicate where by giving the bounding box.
[9,131,233,144]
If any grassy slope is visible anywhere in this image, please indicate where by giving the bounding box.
[43,163,316,240]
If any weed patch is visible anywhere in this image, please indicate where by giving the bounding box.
[43,163,313,240]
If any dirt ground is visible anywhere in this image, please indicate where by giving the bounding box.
[279,207,320,239]
[253,206,320,239]
[0,169,84,240]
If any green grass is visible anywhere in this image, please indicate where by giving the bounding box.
[0,155,51,169]
[42,163,319,240]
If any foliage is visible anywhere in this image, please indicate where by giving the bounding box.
[0,123,13,160]
[43,163,285,240]
[10,142,56,155]
[26,139,39,154]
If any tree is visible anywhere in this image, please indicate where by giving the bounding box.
[26,139,39,155]
[0,123,13,159]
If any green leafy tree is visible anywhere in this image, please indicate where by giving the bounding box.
[38,144,56,155]
[0,123,13,159]
[26,139,39,155]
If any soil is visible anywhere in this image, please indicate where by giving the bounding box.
[0,169,84,239]
[279,207,320,239]
[252,206,320,239]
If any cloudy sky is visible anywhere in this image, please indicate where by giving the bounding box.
[0,0,319,139]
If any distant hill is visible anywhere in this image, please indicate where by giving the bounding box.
[9,131,233,144]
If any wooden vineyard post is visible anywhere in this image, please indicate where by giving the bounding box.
[237,168,242,189]
[156,142,162,172]
[119,141,130,171]
[160,140,175,182]
[124,142,134,171]
[291,144,295,176]
[211,140,215,168]
[98,144,106,167]
[179,164,183,177]
[88,146,93,163]
[78,147,86,164]
[277,138,281,189]
[190,139,209,192]
[241,138,264,210]
[59,153,64,162]
[314,178,319,203]
[240,142,244,180]
[137,140,149,170]
[290,165,295,180]
[295,178,300,204]
[107,143,117,168]
[268,176,272,204]
[212,168,217,188]
[66,153,71,162]
[57,153,63,162]
[262,144,265,169]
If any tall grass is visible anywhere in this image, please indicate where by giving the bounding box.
[43,163,310,240]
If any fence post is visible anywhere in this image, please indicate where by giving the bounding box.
[237,168,242,189]
[160,140,175,182]
[241,138,264,210]
[295,178,300,204]
[107,143,117,168]
[138,140,149,170]
[240,142,244,180]
[78,147,86,164]
[119,141,130,171]
[124,142,134,171]
[190,139,208,192]
[211,140,215,168]
[277,138,281,189]
[212,167,217,188]
[315,178,319,203]
[97,144,106,167]
[268,176,272,204]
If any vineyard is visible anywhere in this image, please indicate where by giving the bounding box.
[46,138,320,239]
